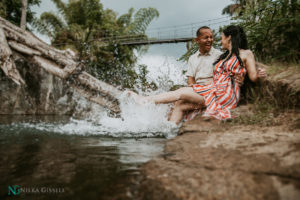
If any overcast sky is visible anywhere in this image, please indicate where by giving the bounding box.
[101,0,232,29]
[32,0,232,57]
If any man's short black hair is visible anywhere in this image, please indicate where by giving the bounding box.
[196,26,211,37]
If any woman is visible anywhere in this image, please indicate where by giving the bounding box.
[129,25,267,124]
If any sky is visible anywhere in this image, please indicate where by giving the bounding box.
[32,0,233,58]
[101,0,232,29]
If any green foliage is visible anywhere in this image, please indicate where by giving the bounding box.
[127,8,159,34]
[33,12,65,37]
[222,0,248,16]
[223,0,300,62]
[33,0,159,88]
[0,2,5,17]
[178,40,198,62]
[134,64,157,92]
[0,0,41,27]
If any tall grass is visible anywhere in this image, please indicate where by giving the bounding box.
[230,63,299,125]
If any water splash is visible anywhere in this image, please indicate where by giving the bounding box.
[96,91,178,138]
[2,55,185,138]
[137,55,186,91]
[4,92,178,138]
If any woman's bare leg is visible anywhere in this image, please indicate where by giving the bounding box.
[169,100,203,124]
[132,87,205,105]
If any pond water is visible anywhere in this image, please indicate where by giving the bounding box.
[0,115,168,200]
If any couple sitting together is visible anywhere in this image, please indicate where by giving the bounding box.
[129,25,267,124]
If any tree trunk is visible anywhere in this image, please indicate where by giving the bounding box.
[0,27,25,85]
[20,0,28,30]
[0,16,122,114]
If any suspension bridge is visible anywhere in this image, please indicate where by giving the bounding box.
[98,16,232,46]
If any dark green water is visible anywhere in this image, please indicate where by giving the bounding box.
[0,115,166,200]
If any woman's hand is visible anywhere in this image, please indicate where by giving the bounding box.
[257,68,267,79]
[234,74,245,86]
[241,50,266,82]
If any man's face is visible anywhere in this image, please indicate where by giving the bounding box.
[196,29,213,53]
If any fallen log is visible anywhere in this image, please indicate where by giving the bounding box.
[8,40,42,56]
[70,85,120,114]
[0,17,121,113]
[0,27,25,85]
[33,56,73,79]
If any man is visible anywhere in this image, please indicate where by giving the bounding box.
[168,26,222,123]
[186,26,222,86]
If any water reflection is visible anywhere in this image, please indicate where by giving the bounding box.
[0,116,166,200]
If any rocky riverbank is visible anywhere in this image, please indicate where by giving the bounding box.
[139,113,300,200]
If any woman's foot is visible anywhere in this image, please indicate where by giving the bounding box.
[127,91,149,104]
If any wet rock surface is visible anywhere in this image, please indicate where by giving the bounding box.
[0,57,76,115]
[140,117,300,200]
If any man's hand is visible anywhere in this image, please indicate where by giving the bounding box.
[187,76,196,86]
[234,74,244,87]
[257,68,267,79]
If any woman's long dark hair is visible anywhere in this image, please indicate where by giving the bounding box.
[213,25,248,67]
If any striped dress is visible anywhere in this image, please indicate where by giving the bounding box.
[192,55,246,120]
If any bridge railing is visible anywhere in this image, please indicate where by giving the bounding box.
[51,17,233,46]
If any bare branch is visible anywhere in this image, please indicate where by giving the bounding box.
[0,27,25,85]
[20,0,28,30]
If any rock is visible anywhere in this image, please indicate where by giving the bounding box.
[141,122,300,200]
[0,56,76,115]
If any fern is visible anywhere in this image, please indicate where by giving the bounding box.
[51,0,67,18]
[128,7,159,34]
[32,12,65,38]
[117,8,134,28]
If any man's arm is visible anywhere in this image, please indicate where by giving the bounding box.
[187,76,196,86]
[186,55,197,86]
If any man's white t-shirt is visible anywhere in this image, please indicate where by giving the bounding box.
[186,47,222,84]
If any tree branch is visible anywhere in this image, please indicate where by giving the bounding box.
[0,27,25,85]
[0,16,122,113]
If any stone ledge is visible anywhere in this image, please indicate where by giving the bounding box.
[140,124,300,200]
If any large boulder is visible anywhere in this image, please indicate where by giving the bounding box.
[140,119,300,200]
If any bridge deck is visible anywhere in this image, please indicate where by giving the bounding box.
[120,37,194,45]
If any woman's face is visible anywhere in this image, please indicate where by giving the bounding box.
[221,33,231,50]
